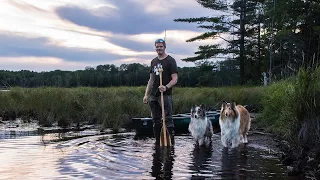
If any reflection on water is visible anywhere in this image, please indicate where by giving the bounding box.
[190,144,213,178]
[220,147,247,180]
[0,132,292,180]
[151,147,175,179]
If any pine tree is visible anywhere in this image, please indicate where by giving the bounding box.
[174,0,263,84]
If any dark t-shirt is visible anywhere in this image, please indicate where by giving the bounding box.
[149,55,178,97]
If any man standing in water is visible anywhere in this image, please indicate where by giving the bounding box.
[143,38,178,146]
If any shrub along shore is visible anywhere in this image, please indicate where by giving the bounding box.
[0,67,319,178]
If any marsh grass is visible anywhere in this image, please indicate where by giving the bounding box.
[259,80,296,137]
[0,86,265,131]
[173,86,265,113]
[259,66,320,149]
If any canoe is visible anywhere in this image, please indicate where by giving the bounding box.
[132,110,221,136]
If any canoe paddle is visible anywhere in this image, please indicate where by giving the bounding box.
[158,66,172,147]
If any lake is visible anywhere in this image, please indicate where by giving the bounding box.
[0,127,294,180]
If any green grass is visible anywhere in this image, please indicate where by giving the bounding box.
[173,86,265,113]
[259,66,320,148]
[0,85,265,131]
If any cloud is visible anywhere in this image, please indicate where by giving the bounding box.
[0,32,126,62]
[0,56,90,72]
[55,0,216,34]
[0,32,193,70]
[0,1,155,57]
[0,0,225,71]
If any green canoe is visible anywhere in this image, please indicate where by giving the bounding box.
[132,110,221,136]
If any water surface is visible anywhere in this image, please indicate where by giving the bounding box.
[0,130,291,180]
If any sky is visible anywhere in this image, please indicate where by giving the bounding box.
[0,0,225,72]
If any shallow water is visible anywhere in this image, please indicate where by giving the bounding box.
[0,129,293,180]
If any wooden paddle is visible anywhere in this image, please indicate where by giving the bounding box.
[158,66,172,147]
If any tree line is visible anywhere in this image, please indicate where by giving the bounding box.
[0,61,242,88]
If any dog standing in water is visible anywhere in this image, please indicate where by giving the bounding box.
[188,104,213,147]
[219,101,251,148]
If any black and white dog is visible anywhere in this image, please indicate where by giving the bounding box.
[188,104,213,147]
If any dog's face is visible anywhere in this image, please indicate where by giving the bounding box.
[220,101,238,119]
[191,104,206,119]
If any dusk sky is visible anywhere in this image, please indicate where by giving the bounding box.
[0,0,226,72]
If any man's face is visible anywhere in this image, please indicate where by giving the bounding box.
[155,42,165,55]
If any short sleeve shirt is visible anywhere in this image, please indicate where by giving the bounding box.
[149,55,178,96]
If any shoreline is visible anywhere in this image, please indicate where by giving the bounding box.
[249,115,319,180]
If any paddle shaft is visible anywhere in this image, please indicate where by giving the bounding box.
[158,68,171,147]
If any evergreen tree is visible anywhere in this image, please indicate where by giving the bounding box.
[174,0,263,84]
[263,0,320,81]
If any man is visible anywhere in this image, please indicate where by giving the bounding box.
[143,38,178,146]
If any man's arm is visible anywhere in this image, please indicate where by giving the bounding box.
[143,73,153,104]
[159,73,178,92]
[165,58,178,90]
[166,57,178,89]
[165,73,178,89]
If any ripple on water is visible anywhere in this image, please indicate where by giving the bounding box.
[55,133,288,180]
[0,132,290,180]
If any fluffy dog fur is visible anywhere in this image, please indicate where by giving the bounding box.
[219,101,251,148]
[188,104,213,146]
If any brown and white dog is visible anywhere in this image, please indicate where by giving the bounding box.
[188,104,213,147]
[219,101,251,148]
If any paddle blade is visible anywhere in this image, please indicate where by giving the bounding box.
[160,127,172,147]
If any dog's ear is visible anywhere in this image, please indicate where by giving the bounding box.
[200,104,206,111]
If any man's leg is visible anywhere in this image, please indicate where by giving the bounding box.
[149,96,162,146]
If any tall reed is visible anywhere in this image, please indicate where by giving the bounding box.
[0,86,265,131]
